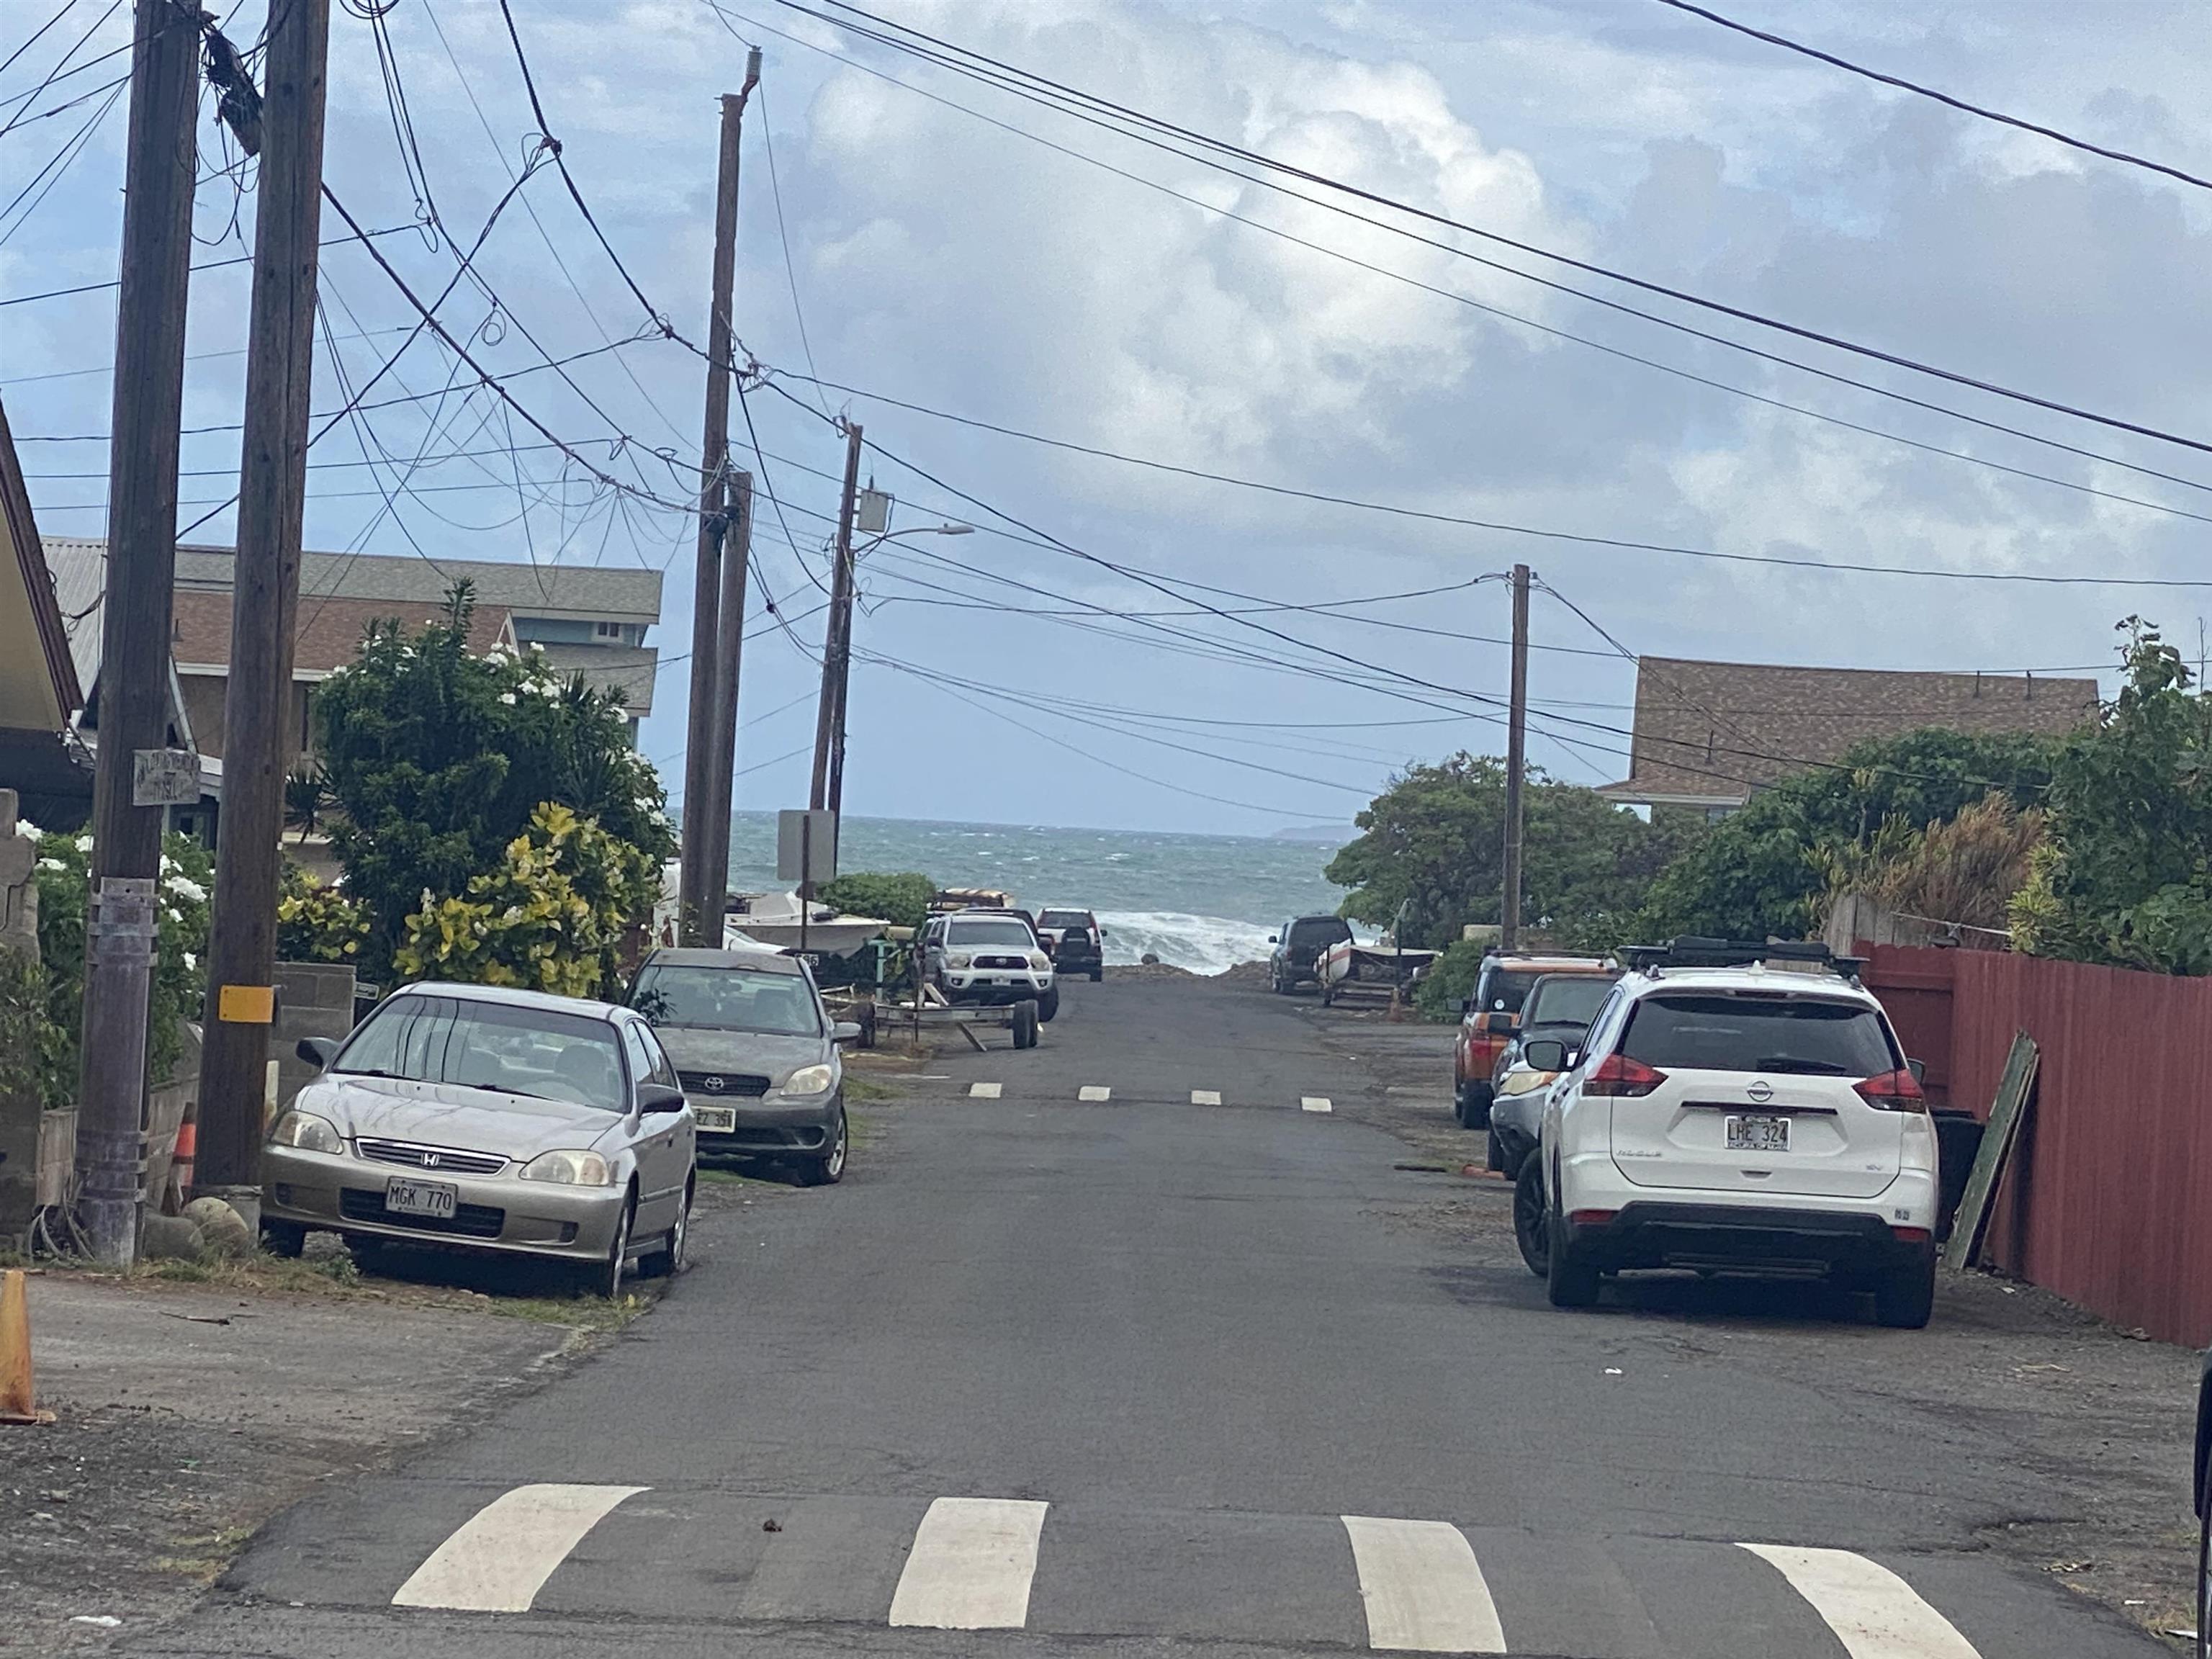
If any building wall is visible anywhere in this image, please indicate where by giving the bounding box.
[177,671,313,765]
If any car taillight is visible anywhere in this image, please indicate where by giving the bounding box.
[1853,1069,1928,1112]
[1583,1053,1665,1097]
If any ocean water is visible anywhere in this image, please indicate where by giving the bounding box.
[723,813,1353,975]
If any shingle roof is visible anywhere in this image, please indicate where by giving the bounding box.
[1601,657,2100,806]
[170,589,518,675]
[162,543,660,621]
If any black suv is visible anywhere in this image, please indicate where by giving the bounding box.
[1269,914,1352,994]
[1036,908,1105,981]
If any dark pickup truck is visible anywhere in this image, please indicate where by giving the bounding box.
[1269,914,1352,994]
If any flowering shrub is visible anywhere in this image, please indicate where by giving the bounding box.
[394,802,658,999]
[276,863,371,964]
[30,827,214,1105]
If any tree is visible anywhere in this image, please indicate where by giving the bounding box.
[1326,755,1674,953]
[315,581,675,977]
[2010,622,2212,974]
[815,871,935,930]
[1635,728,2058,942]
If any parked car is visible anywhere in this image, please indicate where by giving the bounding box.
[1036,907,1106,981]
[2195,1353,2212,1659]
[1529,938,1938,1328]
[1453,951,1614,1128]
[1485,971,1622,1276]
[263,981,696,1298]
[922,909,1059,1021]
[1268,914,1352,994]
[626,945,858,1186]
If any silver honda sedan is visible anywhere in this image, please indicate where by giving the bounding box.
[261,982,696,1297]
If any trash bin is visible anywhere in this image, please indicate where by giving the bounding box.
[1931,1109,1985,1244]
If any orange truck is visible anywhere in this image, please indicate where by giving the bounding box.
[1452,950,1615,1128]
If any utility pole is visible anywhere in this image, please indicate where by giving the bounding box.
[698,469,752,934]
[76,0,204,1267]
[810,421,865,816]
[679,58,760,948]
[195,0,331,1221]
[1500,563,1531,953]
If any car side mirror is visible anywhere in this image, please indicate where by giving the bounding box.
[1267,934,1279,944]
[832,1021,862,1044]
[1099,928,1108,938]
[297,1035,338,1070]
[1522,1038,1570,1072]
[1906,1057,1927,1084]
[637,1082,687,1118]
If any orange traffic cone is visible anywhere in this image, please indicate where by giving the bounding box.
[167,1109,197,1214]
[0,1268,55,1425]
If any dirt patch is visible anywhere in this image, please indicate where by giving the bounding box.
[1291,994,2202,1642]
[1105,961,1197,979]
[1,1249,655,1655]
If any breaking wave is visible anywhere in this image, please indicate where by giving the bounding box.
[1095,911,1277,976]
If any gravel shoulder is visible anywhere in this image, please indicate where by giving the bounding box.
[1256,974,2201,1644]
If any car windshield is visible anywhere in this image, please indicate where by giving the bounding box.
[1619,993,1897,1076]
[1521,975,1617,1030]
[1038,910,1090,928]
[333,994,629,1110]
[631,964,822,1037]
[948,919,1035,948]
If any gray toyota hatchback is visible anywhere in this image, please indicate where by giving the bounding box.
[627,946,859,1185]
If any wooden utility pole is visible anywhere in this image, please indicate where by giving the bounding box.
[810,421,865,815]
[679,60,760,948]
[195,0,331,1215]
[698,469,752,929]
[1500,562,1531,952]
[76,0,204,1266]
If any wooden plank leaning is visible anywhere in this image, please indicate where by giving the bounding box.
[1943,1030,2038,1272]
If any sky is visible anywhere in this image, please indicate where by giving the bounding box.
[3,0,2209,837]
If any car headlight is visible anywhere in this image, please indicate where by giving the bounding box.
[945,951,973,970]
[781,1063,836,1097]
[269,1110,343,1154]
[1496,1069,1552,1097]
[520,1149,614,1185]
[1027,951,1048,970]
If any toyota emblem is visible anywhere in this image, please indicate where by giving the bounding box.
[702,1076,726,1093]
[1747,1079,1775,1105]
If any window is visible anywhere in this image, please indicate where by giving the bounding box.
[1038,910,1092,929]
[1286,917,1352,949]
[594,619,629,642]
[1474,968,1543,1015]
[945,918,1037,949]
[1521,975,1617,1030]
[333,994,628,1110]
[1619,994,1897,1076]
[630,964,824,1037]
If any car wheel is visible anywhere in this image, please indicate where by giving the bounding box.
[588,1192,634,1300]
[1545,1213,1600,1308]
[799,1110,848,1187]
[638,1179,691,1278]
[1460,1082,1493,1130]
[1012,1001,1040,1048]
[1872,1250,1937,1328]
[261,1219,307,1259]
[1514,1158,1550,1278]
[1038,985,1060,1022]
[1485,1126,1506,1172]
[1089,966,1103,982]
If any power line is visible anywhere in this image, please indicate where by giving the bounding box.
[801,0,2212,462]
[0,222,415,307]
[1653,0,2212,196]
[755,369,2212,592]
[709,0,2212,522]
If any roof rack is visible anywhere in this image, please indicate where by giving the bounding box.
[1619,936,1866,981]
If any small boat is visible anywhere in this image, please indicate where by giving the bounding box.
[722,891,889,958]
[1318,937,1438,1007]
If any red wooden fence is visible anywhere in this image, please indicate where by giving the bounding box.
[1859,944,2212,1347]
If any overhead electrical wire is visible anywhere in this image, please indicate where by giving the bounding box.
[1652,0,2212,197]
[797,0,2212,463]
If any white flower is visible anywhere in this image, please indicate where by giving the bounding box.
[14,819,40,840]
[73,835,93,853]
[161,854,177,873]
[183,951,197,972]
[37,857,63,872]
[498,692,517,706]
[165,907,181,924]
[164,874,207,903]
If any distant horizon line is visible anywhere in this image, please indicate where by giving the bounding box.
[723,809,1350,845]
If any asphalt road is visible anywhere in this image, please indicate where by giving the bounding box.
[140,975,2168,1658]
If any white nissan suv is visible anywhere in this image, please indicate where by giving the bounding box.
[1526,939,1938,1328]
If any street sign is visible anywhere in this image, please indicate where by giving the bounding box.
[132,748,200,808]
[775,809,837,886]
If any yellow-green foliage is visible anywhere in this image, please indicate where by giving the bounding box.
[276,864,372,963]
[394,802,656,999]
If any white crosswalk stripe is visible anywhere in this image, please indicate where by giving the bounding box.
[1341,1516,1506,1653]
[888,1496,1051,1630]
[1741,1543,1983,1659]
[392,1483,645,1612]
[969,1082,1002,1099]
[1303,1096,1334,1113]
[1191,1089,1222,1105]
[1079,1085,1112,1102]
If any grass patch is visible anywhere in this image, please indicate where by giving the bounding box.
[843,1074,897,1104]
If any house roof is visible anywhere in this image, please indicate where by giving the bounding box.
[1601,656,2100,808]
[170,588,518,677]
[172,543,662,622]
[0,400,81,732]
